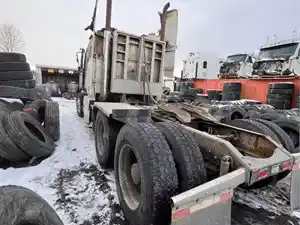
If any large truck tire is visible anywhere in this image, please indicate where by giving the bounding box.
[0,86,28,99]
[3,111,55,157]
[76,93,84,117]
[0,53,26,62]
[0,62,30,72]
[0,71,33,81]
[252,119,295,153]
[44,101,60,141]
[23,99,47,123]
[244,110,261,119]
[272,119,300,150]
[155,121,207,191]
[0,185,64,225]
[94,110,122,169]
[0,79,36,88]
[212,105,246,123]
[0,112,29,162]
[114,123,178,225]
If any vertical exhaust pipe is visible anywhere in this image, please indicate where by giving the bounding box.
[105,0,112,30]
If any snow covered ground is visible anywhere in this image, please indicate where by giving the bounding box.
[0,97,299,225]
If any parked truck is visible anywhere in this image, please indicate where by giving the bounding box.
[75,1,300,225]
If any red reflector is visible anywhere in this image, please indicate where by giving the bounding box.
[281,161,292,170]
[257,170,269,178]
[172,208,190,221]
[23,108,33,111]
[220,192,232,201]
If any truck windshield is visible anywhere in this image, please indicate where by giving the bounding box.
[259,43,298,60]
[227,54,247,62]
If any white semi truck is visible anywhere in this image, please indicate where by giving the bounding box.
[75,1,300,225]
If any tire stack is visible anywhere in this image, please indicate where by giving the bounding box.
[0,97,60,168]
[222,82,241,101]
[266,82,294,109]
[207,89,222,101]
[0,52,35,89]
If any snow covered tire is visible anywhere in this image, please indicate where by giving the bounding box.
[3,111,55,157]
[155,121,207,191]
[0,99,14,113]
[44,101,60,141]
[0,185,64,225]
[115,123,178,225]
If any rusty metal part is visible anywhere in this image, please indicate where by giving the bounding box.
[157,103,191,123]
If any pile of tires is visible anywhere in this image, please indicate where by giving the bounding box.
[266,82,294,109]
[0,52,35,89]
[222,82,241,101]
[0,98,60,168]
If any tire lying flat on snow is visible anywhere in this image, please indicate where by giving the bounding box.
[115,123,178,225]
[0,112,29,162]
[0,185,64,225]
[3,111,55,157]
[44,101,60,141]
[155,121,207,192]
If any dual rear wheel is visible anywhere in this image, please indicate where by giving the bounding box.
[94,114,207,225]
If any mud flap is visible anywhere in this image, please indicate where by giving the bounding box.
[171,168,246,225]
[290,152,300,211]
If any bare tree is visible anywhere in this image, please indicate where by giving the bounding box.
[0,24,24,52]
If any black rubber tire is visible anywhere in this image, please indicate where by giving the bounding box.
[0,62,30,72]
[115,123,178,225]
[268,88,292,95]
[76,93,84,117]
[268,82,294,89]
[29,87,51,100]
[0,112,29,162]
[3,111,55,157]
[207,90,222,101]
[10,101,24,111]
[0,86,29,99]
[244,110,261,119]
[155,122,207,192]
[212,105,246,123]
[0,185,64,225]
[23,99,47,122]
[94,111,122,169]
[223,82,242,91]
[272,119,300,149]
[267,93,292,100]
[260,112,286,121]
[0,71,33,81]
[252,119,295,153]
[226,119,280,144]
[44,101,60,141]
[0,79,36,88]
[266,99,290,109]
[0,53,26,62]
[222,92,240,101]
[0,99,14,113]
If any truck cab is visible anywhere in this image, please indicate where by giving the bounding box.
[252,38,300,76]
[219,53,255,78]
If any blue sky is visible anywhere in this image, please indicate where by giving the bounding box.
[0,0,299,76]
